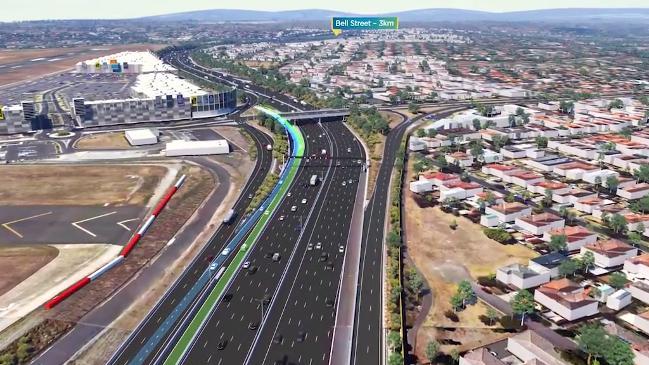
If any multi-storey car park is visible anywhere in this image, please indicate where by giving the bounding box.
[0,51,237,134]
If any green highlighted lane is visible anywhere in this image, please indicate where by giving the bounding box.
[163,107,303,365]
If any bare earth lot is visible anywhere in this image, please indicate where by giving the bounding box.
[0,165,168,206]
[0,246,58,297]
[0,44,166,86]
[75,132,132,150]
[404,161,537,358]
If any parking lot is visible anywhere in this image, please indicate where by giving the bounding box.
[0,205,142,245]
[4,141,57,161]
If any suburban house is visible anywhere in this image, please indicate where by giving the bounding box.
[573,197,614,214]
[628,280,649,305]
[552,189,597,205]
[409,179,433,193]
[534,279,599,321]
[542,226,597,251]
[509,170,545,188]
[617,183,649,200]
[580,239,638,269]
[630,310,649,336]
[506,330,569,365]
[424,171,461,187]
[606,289,632,311]
[528,252,568,278]
[459,348,505,365]
[496,263,551,290]
[440,181,484,201]
[481,202,533,226]
[481,163,520,180]
[446,151,474,167]
[515,213,565,235]
[624,254,649,280]
[527,180,570,195]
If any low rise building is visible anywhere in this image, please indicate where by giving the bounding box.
[481,202,532,226]
[542,226,597,251]
[624,254,649,280]
[606,289,632,310]
[534,279,599,321]
[496,263,551,289]
[515,213,565,236]
[506,330,568,365]
[528,252,568,278]
[580,239,638,269]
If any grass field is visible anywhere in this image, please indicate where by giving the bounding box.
[404,161,537,357]
[0,164,168,206]
[75,132,132,150]
[0,245,58,296]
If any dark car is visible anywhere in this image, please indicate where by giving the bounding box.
[217,340,227,350]
[263,294,272,305]
[296,331,306,342]
[247,265,258,275]
[273,333,283,344]
[248,322,259,330]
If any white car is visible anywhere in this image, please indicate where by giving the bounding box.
[301,198,307,204]
[339,245,345,253]
[315,242,322,249]
[279,215,285,221]
[287,192,292,197]
[307,243,313,251]
[342,181,346,186]
[291,206,297,212]
[221,248,230,256]
[242,261,250,269]
[209,262,218,271]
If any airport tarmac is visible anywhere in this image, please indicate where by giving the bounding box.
[0,205,142,244]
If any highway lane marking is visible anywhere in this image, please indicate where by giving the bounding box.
[2,211,53,238]
[117,218,138,231]
[71,211,117,237]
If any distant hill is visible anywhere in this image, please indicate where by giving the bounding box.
[142,7,649,22]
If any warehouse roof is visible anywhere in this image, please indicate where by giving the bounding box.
[76,51,175,73]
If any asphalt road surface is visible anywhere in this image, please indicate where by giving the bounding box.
[107,124,273,365]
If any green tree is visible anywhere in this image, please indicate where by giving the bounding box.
[416,129,426,138]
[558,259,579,278]
[543,189,554,207]
[388,352,403,365]
[577,323,609,365]
[634,165,649,183]
[535,136,548,149]
[608,214,627,235]
[450,348,460,364]
[580,251,595,273]
[491,135,509,152]
[408,102,420,114]
[450,293,463,312]
[425,341,440,364]
[387,331,401,352]
[549,234,567,252]
[604,337,635,365]
[472,118,482,131]
[457,280,475,308]
[609,272,628,289]
[470,142,484,162]
[426,129,437,138]
[486,307,499,325]
[511,290,535,326]
[608,98,624,110]
[605,175,619,194]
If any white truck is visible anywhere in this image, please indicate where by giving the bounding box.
[310,175,319,186]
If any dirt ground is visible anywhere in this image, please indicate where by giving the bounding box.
[404,161,537,358]
[67,154,252,364]
[0,44,166,86]
[75,132,132,150]
[0,164,168,206]
[0,246,58,297]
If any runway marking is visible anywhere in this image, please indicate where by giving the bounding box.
[117,218,138,231]
[2,211,53,238]
[71,211,117,237]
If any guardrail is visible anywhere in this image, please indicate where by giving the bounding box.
[44,175,186,310]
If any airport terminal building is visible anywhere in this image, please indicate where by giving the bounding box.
[0,101,41,134]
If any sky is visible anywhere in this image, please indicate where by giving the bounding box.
[3,0,649,21]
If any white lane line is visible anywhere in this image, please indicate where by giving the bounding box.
[117,218,138,231]
[72,211,117,237]
[2,211,53,238]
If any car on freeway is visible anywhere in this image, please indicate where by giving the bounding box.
[217,340,228,350]
[279,215,285,221]
[347,147,352,153]
[301,198,307,204]
[319,252,328,262]
[291,205,297,212]
[248,193,253,199]
[315,242,322,249]
[242,261,250,269]
[272,252,281,261]
[287,192,292,197]
[247,266,258,275]
[297,331,306,342]
[266,144,272,150]
[248,322,259,330]
[206,254,214,262]
[221,248,230,256]
[273,334,283,344]
[339,245,345,253]
[209,262,218,271]
[342,181,346,186]
[307,243,313,250]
